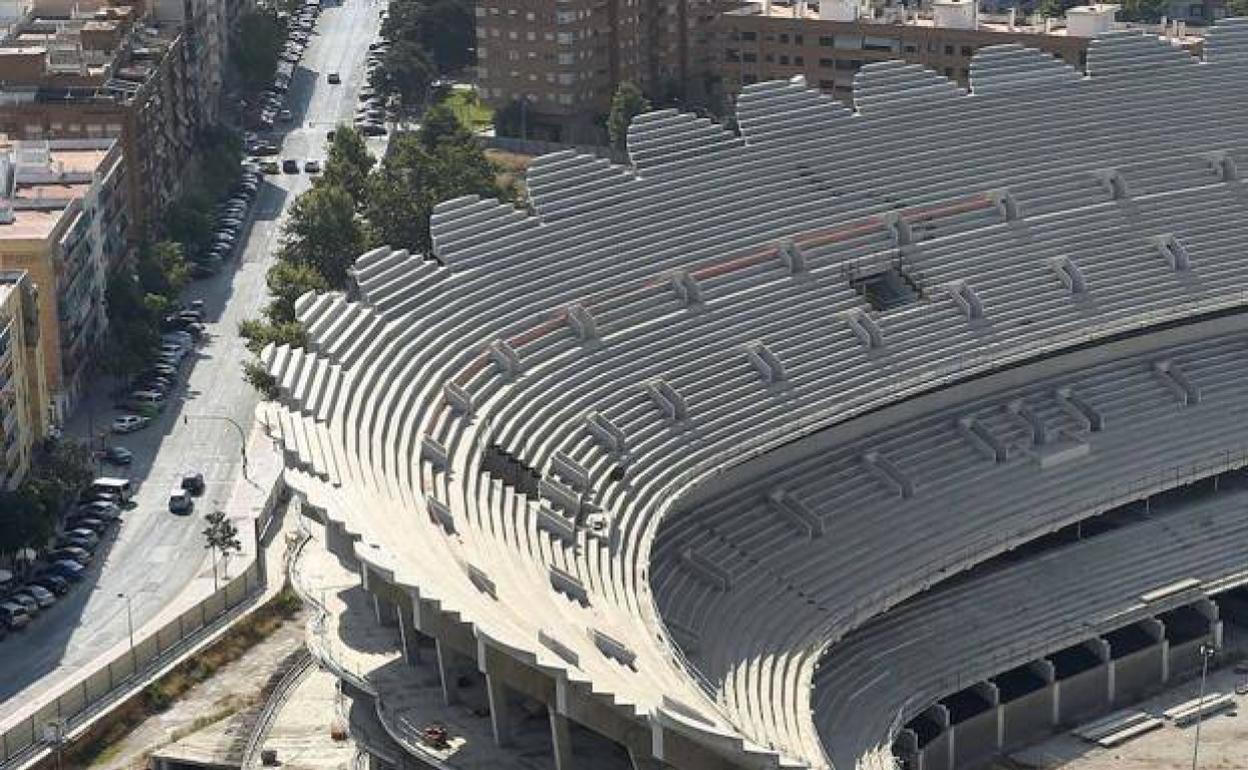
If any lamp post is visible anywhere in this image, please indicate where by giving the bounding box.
[1191,641,1217,770]
[183,413,249,479]
[117,591,136,672]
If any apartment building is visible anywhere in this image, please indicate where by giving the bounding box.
[0,270,47,490]
[0,1,202,245]
[714,1,1205,103]
[475,0,732,142]
[0,138,124,422]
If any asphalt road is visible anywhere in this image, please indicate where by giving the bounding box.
[0,0,387,719]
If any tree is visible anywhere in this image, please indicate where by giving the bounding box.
[136,241,189,298]
[234,9,286,94]
[608,82,650,151]
[418,103,474,149]
[278,184,367,288]
[243,361,281,400]
[374,40,435,113]
[1230,0,1248,14]
[319,126,376,203]
[382,0,475,74]
[1116,0,1169,21]
[0,488,52,562]
[265,261,330,325]
[203,510,243,591]
[493,99,527,139]
[364,131,502,255]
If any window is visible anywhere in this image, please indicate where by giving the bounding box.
[960,45,973,57]
[794,55,804,65]
[819,57,835,67]
[741,30,756,41]
[526,31,536,40]
[508,30,517,39]
[944,44,954,55]
[819,79,836,90]
[726,48,740,62]
[794,34,803,44]
[944,66,954,77]
[778,55,788,64]
[779,33,789,43]
[558,72,576,84]
[903,43,918,53]
[835,59,863,71]
[558,52,574,64]
[819,35,834,47]
[742,51,757,62]
[525,10,535,20]
[507,50,520,61]
[765,53,774,62]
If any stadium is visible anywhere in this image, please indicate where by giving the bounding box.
[262,23,1248,770]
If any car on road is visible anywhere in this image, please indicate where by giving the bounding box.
[0,603,30,630]
[43,561,86,582]
[77,500,121,520]
[168,488,194,514]
[181,471,206,496]
[31,575,69,595]
[20,586,56,609]
[261,160,280,174]
[282,159,300,173]
[102,446,133,465]
[8,593,40,615]
[48,547,91,565]
[327,72,341,84]
[112,414,150,434]
[304,160,321,173]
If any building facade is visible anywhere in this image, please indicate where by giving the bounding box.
[0,1,201,247]
[0,138,123,423]
[714,1,1203,103]
[475,0,731,141]
[0,270,47,490]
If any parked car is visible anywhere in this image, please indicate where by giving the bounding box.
[21,586,56,609]
[181,471,206,496]
[260,160,280,174]
[304,159,321,173]
[66,516,109,534]
[102,446,133,465]
[56,533,96,552]
[31,574,69,595]
[278,109,293,122]
[327,72,341,83]
[8,593,39,615]
[0,603,31,630]
[282,159,300,173]
[42,561,86,582]
[77,500,121,520]
[80,488,122,506]
[111,414,150,433]
[65,528,101,547]
[48,547,91,565]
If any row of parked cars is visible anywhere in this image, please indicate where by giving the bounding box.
[0,480,132,635]
[248,3,320,131]
[189,166,259,280]
[111,303,205,435]
[352,41,392,137]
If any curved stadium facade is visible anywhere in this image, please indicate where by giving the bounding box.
[265,24,1248,770]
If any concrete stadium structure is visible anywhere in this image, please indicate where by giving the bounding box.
[263,21,1248,770]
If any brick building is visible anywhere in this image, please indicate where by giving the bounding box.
[0,269,47,490]
[714,1,1204,104]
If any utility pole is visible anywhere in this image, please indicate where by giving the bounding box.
[1191,642,1217,770]
[117,592,136,672]
[183,413,249,479]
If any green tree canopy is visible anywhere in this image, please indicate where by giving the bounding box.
[1115,0,1169,21]
[373,39,435,112]
[382,0,475,74]
[363,131,501,255]
[278,184,367,287]
[264,260,330,325]
[418,103,475,149]
[320,126,376,202]
[608,82,650,151]
[235,9,286,94]
[1230,0,1248,14]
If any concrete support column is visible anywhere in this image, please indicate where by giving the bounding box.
[484,671,513,747]
[973,680,1002,751]
[1090,637,1112,704]
[550,710,574,770]
[435,638,460,706]
[1156,617,1171,683]
[324,520,357,566]
[396,598,420,666]
[893,728,921,770]
[1030,658,1057,726]
[1195,598,1224,649]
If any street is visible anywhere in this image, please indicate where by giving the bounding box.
[0,0,387,718]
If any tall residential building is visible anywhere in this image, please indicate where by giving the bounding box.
[0,270,47,490]
[475,0,732,142]
[713,1,1205,103]
[0,138,123,422]
[0,1,201,246]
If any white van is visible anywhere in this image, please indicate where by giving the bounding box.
[127,390,165,412]
[90,477,133,503]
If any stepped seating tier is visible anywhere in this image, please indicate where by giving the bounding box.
[261,30,1248,770]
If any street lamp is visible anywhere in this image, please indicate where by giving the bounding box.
[117,591,136,672]
[1191,641,1217,770]
[183,413,249,479]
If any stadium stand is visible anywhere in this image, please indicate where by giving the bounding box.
[261,22,1248,770]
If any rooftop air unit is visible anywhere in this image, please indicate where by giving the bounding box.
[1065,4,1119,37]
[932,0,977,29]
[819,0,859,21]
